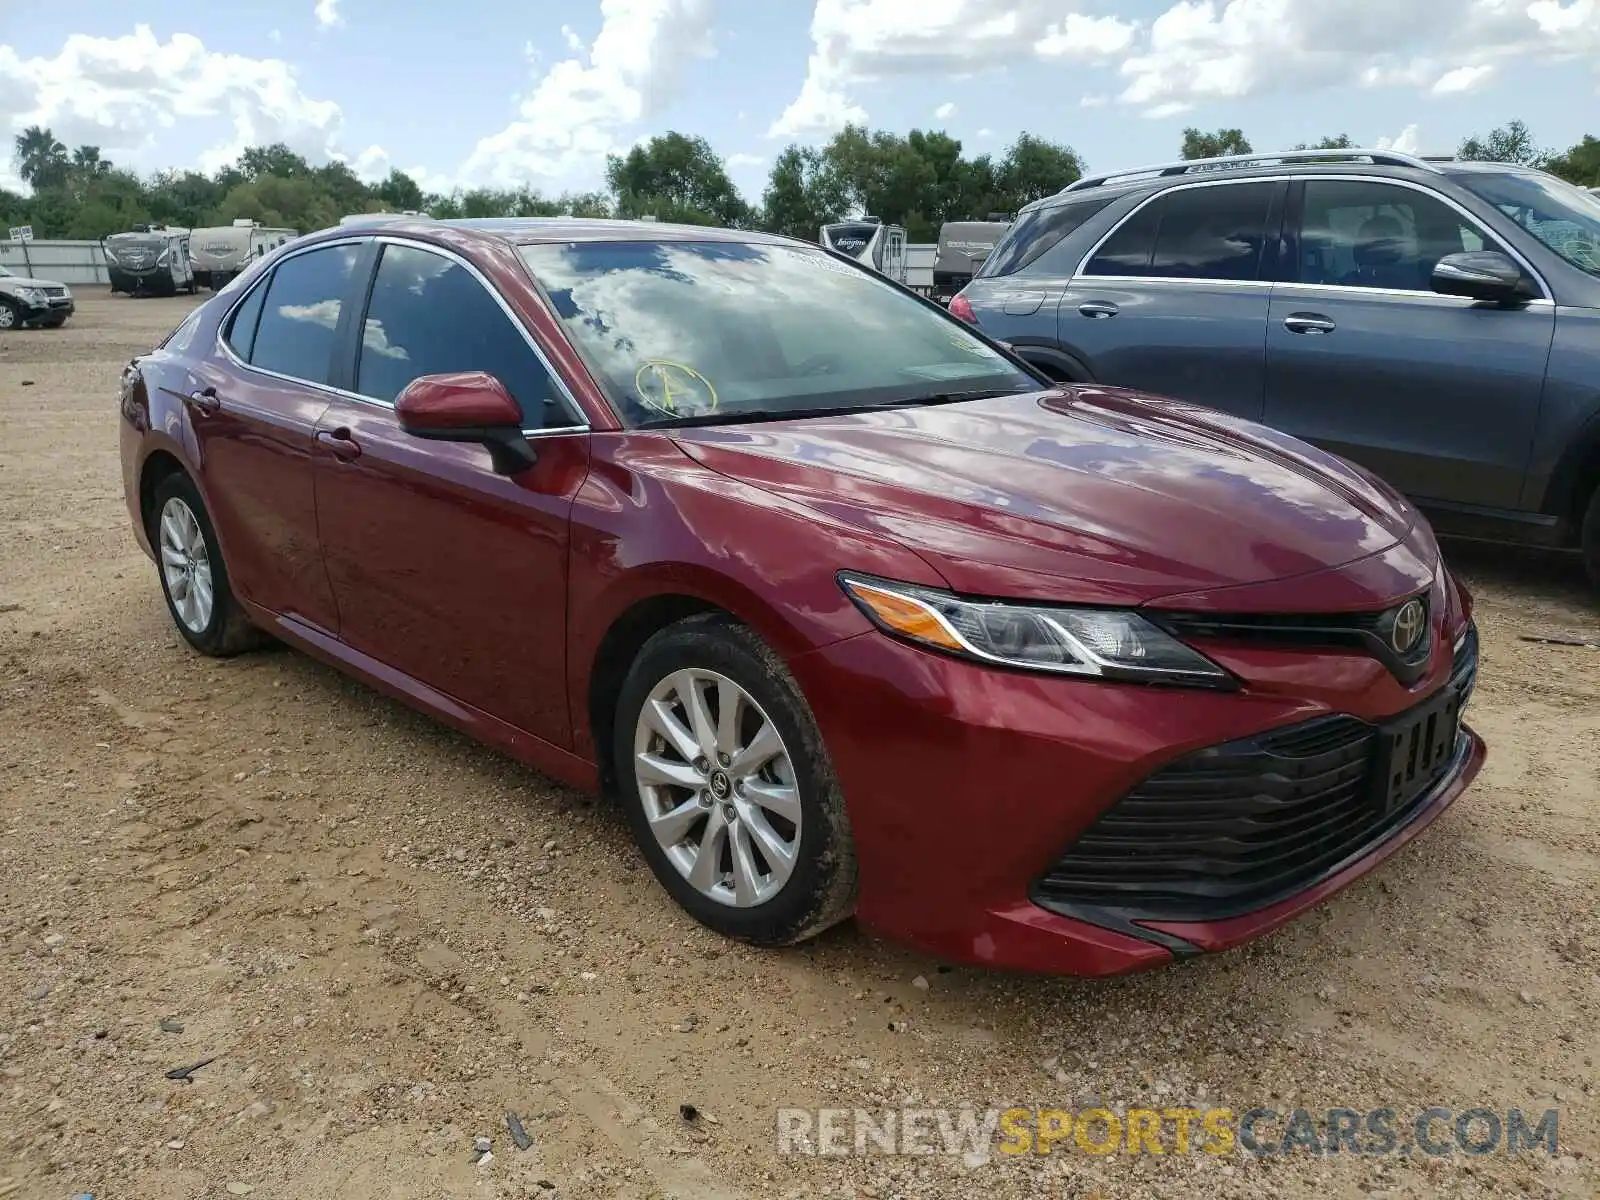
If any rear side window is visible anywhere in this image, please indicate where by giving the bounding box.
[223,282,267,360]
[355,243,562,426]
[248,244,361,385]
[981,195,1115,277]
[1088,182,1277,281]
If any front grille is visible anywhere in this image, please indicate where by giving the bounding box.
[1033,621,1477,922]
[1157,595,1433,685]
[42,286,66,297]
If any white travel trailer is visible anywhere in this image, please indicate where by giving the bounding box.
[820,217,908,284]
[189,220,298,290]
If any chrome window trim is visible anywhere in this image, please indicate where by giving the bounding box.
[214,233,590,438]
[1071,173,1553,301]
[1075,273,1555,308]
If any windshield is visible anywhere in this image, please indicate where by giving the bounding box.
[1457,171,1600,276]
[519,239,1035,428]
[0,265,12,277]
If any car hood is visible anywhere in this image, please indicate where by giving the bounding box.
[1,275,66,289]
[671,386,1421,607]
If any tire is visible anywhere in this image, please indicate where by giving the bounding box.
[1581,483,1600,591]
[0,299,19,331]
[147,472,265,657]
[613,613,856,946]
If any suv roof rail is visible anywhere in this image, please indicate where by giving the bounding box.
[1060,148,1445,193]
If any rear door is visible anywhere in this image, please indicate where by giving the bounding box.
[186,239,365,633]
[1262,177,1555,509]
[1060,179,1286,420]
[310,238,591,749]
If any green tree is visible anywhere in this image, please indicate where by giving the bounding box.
[1291,134,1355,151]
[1545,135,1600,187]
[1458,119,1546,167]
[1181,127,1253,160]
[606,132,749,227]
[760,145,849,239]
[376,168,426,212]
[997,133,1083,206]
[14,125,70,190]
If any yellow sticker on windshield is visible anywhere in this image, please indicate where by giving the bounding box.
[635,360,719,415]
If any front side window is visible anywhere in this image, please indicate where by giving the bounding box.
[248,244,362,385]
[1298,179,1507,292]
[355,243,564,426]
[1455,170,1600,277]
[1087,182,1277,281]
[520,240,1036,428]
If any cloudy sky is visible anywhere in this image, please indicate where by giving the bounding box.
[2,0,1597,201]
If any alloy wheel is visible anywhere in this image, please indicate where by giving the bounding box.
[0,306,16,330]
[632,668,802,908]
[158,496,214,633]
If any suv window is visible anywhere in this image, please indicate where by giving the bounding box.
[356,243,562,426]
[249,244,361,384]
[980,195,1116,277]
[1087,182,1277,281]
[1297,179,1504,292]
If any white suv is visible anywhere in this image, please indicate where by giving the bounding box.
[0,264,75,329]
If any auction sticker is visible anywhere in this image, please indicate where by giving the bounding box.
[635,359,719,416]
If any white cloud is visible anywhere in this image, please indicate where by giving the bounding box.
[0,26,345,182]
[1432,63,1494,94]
[458,0,716,190]
[314,0,343,29]
[1114,0,1600,115]
[560,24,585,52]
[934,101,956,119]
[769,0,1138,137]
[1376,123,1423,155]
[726,151,765,167]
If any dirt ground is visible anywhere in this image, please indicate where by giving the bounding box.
[1,290,1597,1200]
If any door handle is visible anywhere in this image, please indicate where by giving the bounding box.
[315,428,362,461]
[1078,301,1120,319]
[186,386,221,415]
[1283,313,1336,335]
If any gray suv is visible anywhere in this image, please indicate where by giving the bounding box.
[954,149,1600,586]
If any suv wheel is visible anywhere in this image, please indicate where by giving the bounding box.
[1582,484,1600,589]
[0,299,19,330]
[613,614,856,946]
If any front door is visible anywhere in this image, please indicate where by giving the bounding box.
[311,240,590,749]
[187,240,364,633]
[1060,178,1285,421]
[1263,177,1555,510]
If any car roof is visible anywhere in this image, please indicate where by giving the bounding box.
[1019,153,1540,215]
[353,216,798,247]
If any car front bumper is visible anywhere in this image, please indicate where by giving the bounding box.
[788,617,1484,976]
[11,295,74,321]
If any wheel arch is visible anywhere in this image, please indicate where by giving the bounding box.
[1539,409,1600,539]
[1002,338,1095,383]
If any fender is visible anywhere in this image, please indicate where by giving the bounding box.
[998,336,1096,384]
[1538,406,1600,532]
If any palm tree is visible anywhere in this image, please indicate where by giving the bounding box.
[71,145,112,176]
[14,126,69,190]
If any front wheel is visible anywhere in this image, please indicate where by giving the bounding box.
[148,473,265,656]
[0,300,19,331]
[614,614,856,946]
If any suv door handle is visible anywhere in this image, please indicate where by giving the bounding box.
[315,428,362,462]
[1078,301,1119,319]
[1283,313,1336,335]
[186,386,221,415]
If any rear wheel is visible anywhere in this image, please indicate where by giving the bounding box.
[148,473,265,656]
[1581,483,1600,590]
[613,614,856,946]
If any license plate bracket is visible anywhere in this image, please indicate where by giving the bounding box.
[1375,683,1463,815]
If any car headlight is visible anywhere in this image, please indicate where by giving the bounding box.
[16,287,45,304]
[839,573,1234,688]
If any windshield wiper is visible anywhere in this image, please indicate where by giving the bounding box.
[636,388,1030,430]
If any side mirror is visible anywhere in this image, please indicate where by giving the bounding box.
[395,371,536,475]
[1431,251,1538,304]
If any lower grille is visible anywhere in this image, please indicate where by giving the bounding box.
[1034,622,1477,922]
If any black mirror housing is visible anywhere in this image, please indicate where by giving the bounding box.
[1431,251,1539,304]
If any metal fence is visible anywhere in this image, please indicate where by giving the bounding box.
[0,239,112,285]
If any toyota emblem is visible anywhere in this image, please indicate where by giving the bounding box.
[1389,599,1426,654]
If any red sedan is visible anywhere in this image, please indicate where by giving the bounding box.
[118,218,1484,975]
